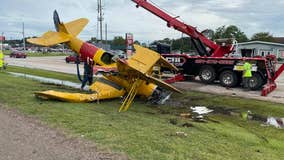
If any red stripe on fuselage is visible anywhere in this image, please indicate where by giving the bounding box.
[79,42,99,61]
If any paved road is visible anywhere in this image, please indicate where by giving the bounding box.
[5,56,84,75]
[5,56,284,104]
[0,106,127,160]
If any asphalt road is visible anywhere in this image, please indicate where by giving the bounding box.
[5,56,84,75]
[5,56,284,104]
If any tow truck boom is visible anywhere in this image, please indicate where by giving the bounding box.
[132,0,233,57]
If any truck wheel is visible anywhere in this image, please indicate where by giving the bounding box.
[199,65,216,84]
[249,73,263,90]
[65,59,69,63]
[219,70,238,88]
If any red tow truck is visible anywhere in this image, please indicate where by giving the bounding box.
[132,0,284,96]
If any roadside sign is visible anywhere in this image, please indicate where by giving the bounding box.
[0,36,5,41]
[125,33,134,58]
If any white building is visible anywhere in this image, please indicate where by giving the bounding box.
[237,41,284,58]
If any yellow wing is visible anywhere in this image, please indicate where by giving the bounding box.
[27,31,70,47]
[127,44,178,73]
[35,77,125,102]
[64,18,89,37]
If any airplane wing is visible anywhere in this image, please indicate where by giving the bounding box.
[64,18,89,37]
[35,77,125,102]
[129,44,179,73]
[117,59,181,93]
[27,31,70,47]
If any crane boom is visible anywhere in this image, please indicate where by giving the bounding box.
[131,0,233,57]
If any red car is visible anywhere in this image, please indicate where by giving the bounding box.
[65,55,84,63]
[10,51,27,58]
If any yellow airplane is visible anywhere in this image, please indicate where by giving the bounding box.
[28,11,181,112]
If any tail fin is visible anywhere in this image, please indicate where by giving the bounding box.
[27,10,89,46]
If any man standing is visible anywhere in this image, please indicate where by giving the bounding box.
[243,60,252,90]
[0,50,4,70]
[81,57,94,90]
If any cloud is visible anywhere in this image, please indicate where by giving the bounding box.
[1,0,284,42]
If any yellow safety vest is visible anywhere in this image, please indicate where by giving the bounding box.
[0,51,4,67]
[243,62,252,77]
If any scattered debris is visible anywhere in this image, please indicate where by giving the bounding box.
[191,106,214,115]
[241,110,253,120]
[180,113,191,118]
[169,118,178,125]
[182,123,194,128]
[266,117,284,129]
[175,132,188,137]
[190,106,213,122]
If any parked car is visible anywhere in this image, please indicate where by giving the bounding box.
[65,55,84,63]
[10,51,27,58]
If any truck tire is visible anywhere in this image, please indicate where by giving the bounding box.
[219,70,238,88]
[65,59,69,63]
[249,73,263,90]
[199,65,216,84]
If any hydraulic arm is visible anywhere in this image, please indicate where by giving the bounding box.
[131,0,234,57]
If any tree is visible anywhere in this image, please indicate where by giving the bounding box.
[251,32,273,42]
[213,25,248,42]
[134,40,141,45]
[112,36,125,46]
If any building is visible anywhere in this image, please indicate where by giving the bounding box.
[237,41,284,59]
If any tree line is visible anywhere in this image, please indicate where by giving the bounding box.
[152,25,275,52]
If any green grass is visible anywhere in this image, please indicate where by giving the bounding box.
[3,50,11,55]
[6,66,79,82]
[26,52,70,57]
[0,69,284,160]
[3,49,70,57]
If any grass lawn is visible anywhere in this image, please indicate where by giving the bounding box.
[0,69,283,160]
[6,66,79,82]
[26,52,70,57]
[3,49,70,57]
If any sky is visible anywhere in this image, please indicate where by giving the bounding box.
[1,0,284,43]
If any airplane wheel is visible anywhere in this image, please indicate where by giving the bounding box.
[219,70,238,88]
[199,65,216,84]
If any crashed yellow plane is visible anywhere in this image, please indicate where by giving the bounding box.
[28,11,181,111]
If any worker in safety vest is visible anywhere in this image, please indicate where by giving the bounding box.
[243,60,252,89]
[0,50,4,70]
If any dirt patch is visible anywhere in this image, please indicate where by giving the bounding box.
[0,105,128,160]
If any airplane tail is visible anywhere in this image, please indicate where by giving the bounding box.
[27,10,89,46]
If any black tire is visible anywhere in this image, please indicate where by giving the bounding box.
[248,73,263,90]
[65,59,69,63]
[199,65,216,84]
[219,70,238,87]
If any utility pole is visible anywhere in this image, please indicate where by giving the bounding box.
[105,23,107,45]
[97,0,103,43]
[22,22,26,51]
[1,32,3,51]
